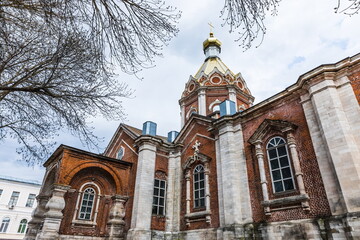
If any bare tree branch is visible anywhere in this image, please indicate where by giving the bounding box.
[0,0,179,164]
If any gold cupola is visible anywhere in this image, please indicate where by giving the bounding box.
[203,32,222,59]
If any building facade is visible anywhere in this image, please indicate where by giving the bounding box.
[26,33,360,239]
[0,176,40,239]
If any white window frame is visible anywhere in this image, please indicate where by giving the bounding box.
[17,219,27,233]
[193,164,206,208]
[72,182,101,225]
[266,136,296,193]
[78,187,96,220]
[152,178,166,215]
[26,194,36,207]
[8,191,20,207]
[0,217,10,233]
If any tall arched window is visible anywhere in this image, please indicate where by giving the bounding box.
[267,137,295,193]
[17,219,27,233]
[193,165,205,208]
[78,187,96,220]
[0,217,10,233]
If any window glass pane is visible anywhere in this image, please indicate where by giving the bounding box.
[277,146,287,156]
[194,174,198,181]
[194,199,199,208]
[274,181,284,192]
[279,156,289,167]
[78,187,95,220]
[200,189,205,197]
[270,160,279,169]
[152,206,157,215]
[272,170,281,180]
[282,167,292,178]
[284,179,295,190]
[200,199,205,207]
[194,182,199,189]
[195,191,199,198]
[268,149,277,159]
[267,137,295,193]
[152,179,166,215]
[200,181,204,188]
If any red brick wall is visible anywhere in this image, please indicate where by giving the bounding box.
[55,131,138,236]
[242,96,331,222]
[151,150,169,231]
[59,164,118,237]
[179,120,220,231]
[349,71,360,105]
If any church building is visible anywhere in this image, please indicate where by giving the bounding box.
[26,33,360,239]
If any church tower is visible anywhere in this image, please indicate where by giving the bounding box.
[179,32,254,126]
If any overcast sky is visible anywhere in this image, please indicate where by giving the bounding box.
[1,0,360,182]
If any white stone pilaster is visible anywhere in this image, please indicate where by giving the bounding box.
[286,131,309,210]
[129,141,157,239]
[304,77,360,213]
[185,170,191,215]
[198,89,206,115]
[301,93,346,215]
[165,151,181,233]
[204,162,211,214]
[180,103,185,127]
[217,122,252,225]
[254,141,270,214]
[228,87,238,110]
[215,137,225,227]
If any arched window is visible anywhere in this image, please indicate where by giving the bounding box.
[78,187,96,220]
[117,146,124,160]
[212,105,220,112]
[0,217,10,233]
[267,137,295,193]
[17,219,27,233]
[193,165,205,208]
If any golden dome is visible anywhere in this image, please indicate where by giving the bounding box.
[203,32,222,50]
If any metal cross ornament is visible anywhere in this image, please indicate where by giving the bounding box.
[208,22,214,33]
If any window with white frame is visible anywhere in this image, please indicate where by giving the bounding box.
[267,137,295,193]
[17,219,27,233]
[117,146,124,160]
[8,191,20,207]
[26,194,36,207]
[78,187,96,220]
[0,217,10,233]
[152,179,166,215]
[193,165,205,208]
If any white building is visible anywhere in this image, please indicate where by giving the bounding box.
[0,176,41,240]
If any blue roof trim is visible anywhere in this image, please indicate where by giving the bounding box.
[0,175,42,186]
